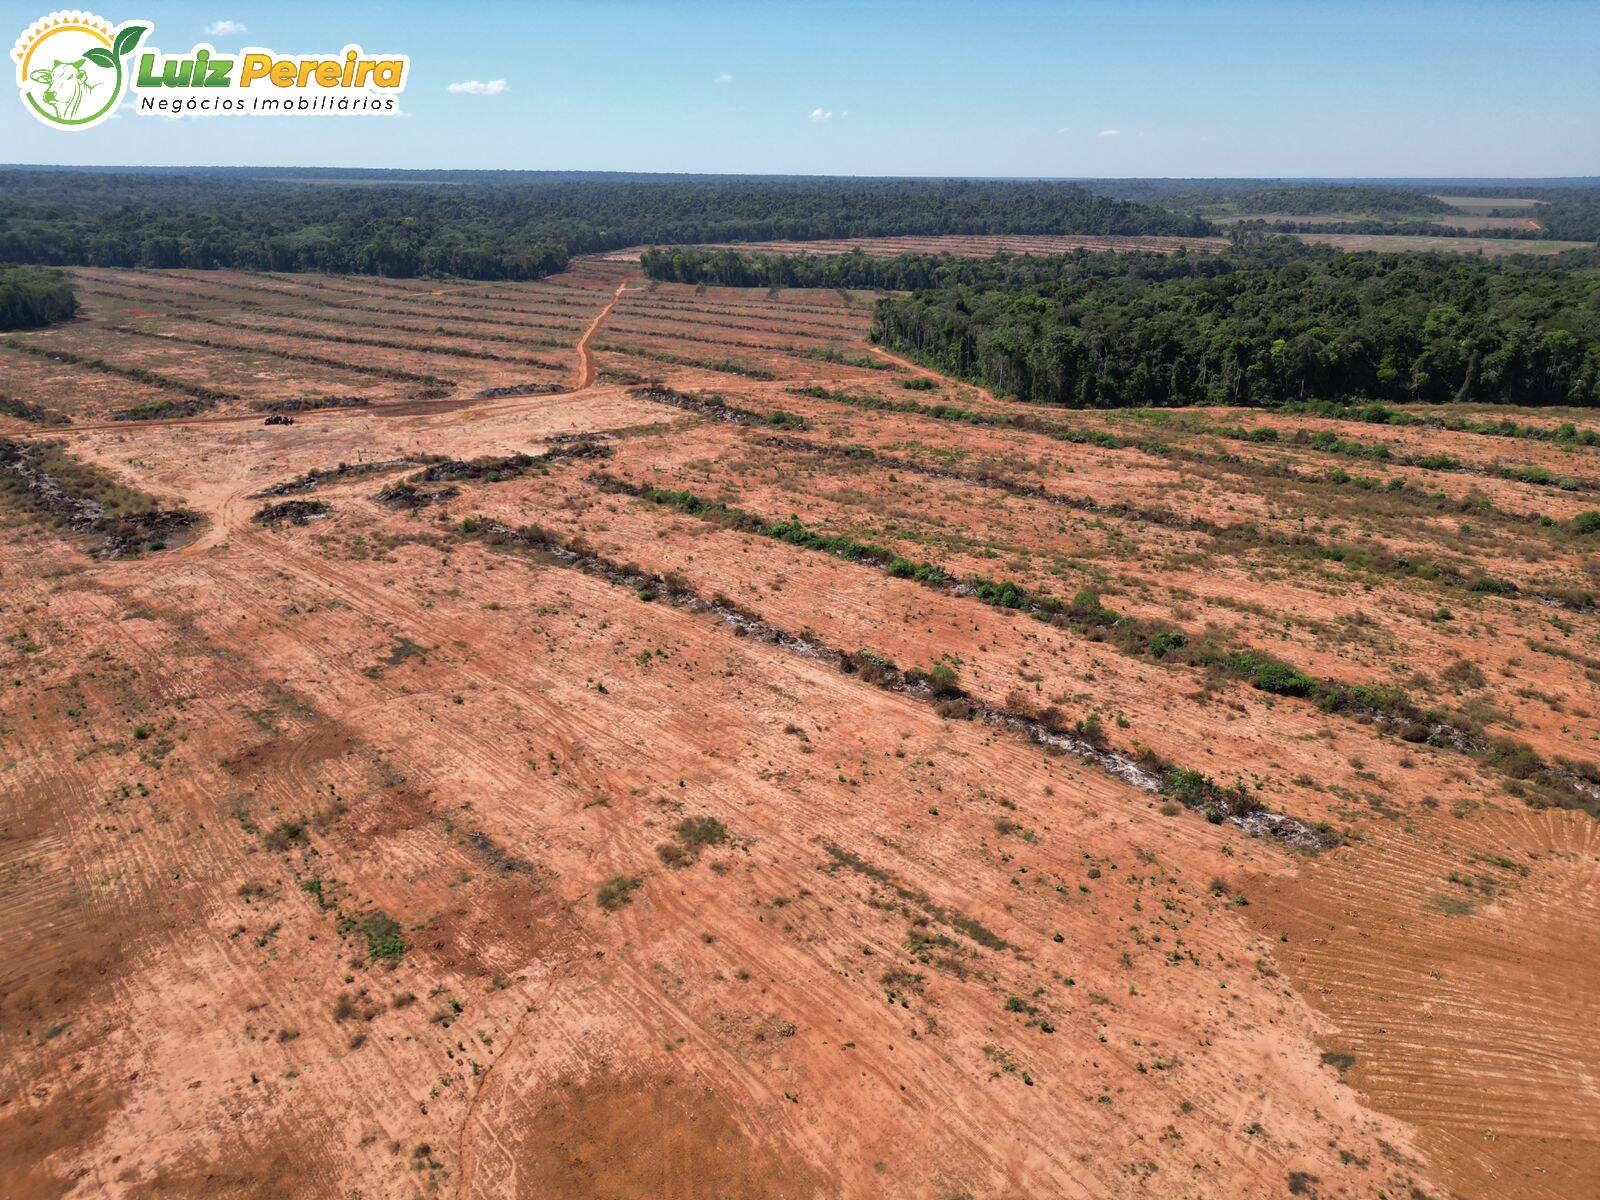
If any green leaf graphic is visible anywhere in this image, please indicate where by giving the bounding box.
[83,47,115,68]
[113,25,146,59]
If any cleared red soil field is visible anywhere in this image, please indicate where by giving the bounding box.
[2,260,1597,1200]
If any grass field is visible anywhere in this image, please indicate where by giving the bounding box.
[1,251,1597,1200]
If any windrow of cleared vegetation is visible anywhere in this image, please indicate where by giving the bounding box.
[438,507,1312,841]
[589,469,1600,816]
[737,431,1595,607]
[0,436,197,555]
[780,384,1600,545]
[2,338,240,418]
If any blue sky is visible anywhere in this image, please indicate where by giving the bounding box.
[5,0,1596,176]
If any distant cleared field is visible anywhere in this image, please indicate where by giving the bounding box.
[1218,210,1546,233]
[604,232,1231,262]
[1290,231,1589,255]
[1431,194,1548,215]
[1435,214,1546,231]
[1215,212,1377,226]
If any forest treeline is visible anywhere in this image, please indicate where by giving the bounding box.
[647,240,1600,406]
[641,242,1266,290]
[1229,217,1532,240]
[0,265,78,331]
[867,247,1600,407]
[0,170,1212,281]
[1231,212,1600,243]
[1233,185,1455,216]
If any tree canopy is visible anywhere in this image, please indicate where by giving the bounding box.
[866,246,1600,408]
[0,265,77,330]
[0,168,1212,281]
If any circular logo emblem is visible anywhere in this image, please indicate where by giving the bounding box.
[12,10,147,130]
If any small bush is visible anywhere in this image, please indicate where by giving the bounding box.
[1320,1050,1355,1073]
[656,841,692,868]
[975,578,1030,609]
[1067,588,1115,625]
[263,820,307,851]
[1234,654,1315,697]
[597,873,643,911]
[361,913,406,962]
[925,660,961,698]
[1147,628,1186,659]
[676,816,729,848]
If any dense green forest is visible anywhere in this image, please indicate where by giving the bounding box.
[640,243,1253,290]
[0,169,1212,281]
[865,246,1600,408]
[0,265,78,331]
[1233,185,1454,216]
[647,240,1600,407]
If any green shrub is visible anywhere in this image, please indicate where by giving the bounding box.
[1147,628,1187,659]
[676,816,729,848]
[263,820,307,851]
[362,913,406,962]
[656,841,692,868]
[1067,588,1116,626]
[975,578,1030,609]
[597,874,643,911]
[1164,769,1209,807]
[1234,654,1315,697]
[925,660,961,697]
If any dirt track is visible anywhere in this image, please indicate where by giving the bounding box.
[574,280,628,389]
[2,255,1598,1200]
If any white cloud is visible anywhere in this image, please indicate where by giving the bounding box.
[810,107,833,122]
[715,73,733,84]
[205,20,246,36]
[1097,128,1120,137]
[447,79,507,96]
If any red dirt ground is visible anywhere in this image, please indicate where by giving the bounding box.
[1,255,1596,1200]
